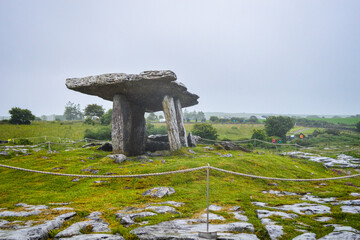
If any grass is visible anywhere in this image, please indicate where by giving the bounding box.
[0,121,359,239]
[1,142,360,239]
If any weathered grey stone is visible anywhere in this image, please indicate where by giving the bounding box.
[148,134,169,142]
[257,210,297,219]
[97,143,113,152]
[282,152,360,168]
[0,212,75,240]
[265,224,284,240]
[292,232,316,240]
[57,234,124,240]
[262,190,298,196]
[300,194,337,204]
[188,149,197,154]
[200,213,226,221]
[107,154,127,163]
[0,210,41,217]
[142,187,175,198]
[131,219,254,239]
[232,212,249,222]
[341,205,360,214]
[81,168,99,174]
[271,203,331,215]
[222,153,233,158]
[144,206,179,214]
[162,95,181,152]
[217,233,259,240]
[145,139,170,152]
[350,193,360,197]
[66,71,198,112]
[115,212,157,226]
[314,216,333,222]
[174,98,188,147]
[252,202,268,207]
[187,132,197,147]
[318,224,360,240]
[52,207,74,211]
[208,204,223,211]
[154,201,185,207]
[334,199,360,206]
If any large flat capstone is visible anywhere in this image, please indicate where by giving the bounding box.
[66,70,199,112]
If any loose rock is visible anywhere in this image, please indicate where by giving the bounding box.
[142,187,175,198]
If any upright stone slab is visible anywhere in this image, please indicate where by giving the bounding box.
[162,95,181,151]
[174,98,188,147]
[112,94,131,154]
[112,94,146,156]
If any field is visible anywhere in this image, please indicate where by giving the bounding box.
[1,122,360,239]
[308,117,360,125]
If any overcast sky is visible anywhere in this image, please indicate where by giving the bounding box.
[1,0,359,117]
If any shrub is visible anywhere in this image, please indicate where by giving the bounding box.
[356,121,360,132]
[100,109,112,125]
[251,129,267,140]
[324,128,340,136]
[9,107,35,125]
[84,117,95,125]
[84,127,111,140]
[146,123,167,135]
[18,139,32,145]
[192,123,218,140]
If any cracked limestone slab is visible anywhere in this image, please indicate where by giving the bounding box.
[55,212,110,238]
[300,194,337,204]
[57,234,125,240]
[115,212,157,226]
[0,212,75,240]
[131,219,254,240]
[144,205,179,214]
[257,209,298,219]
[292,232,316,240]
[260,218,284,240]
[318,224,360,240]
[200,213,226,221]
[271,203,331,215]
[232,212,249,222]
[341,205,360,214]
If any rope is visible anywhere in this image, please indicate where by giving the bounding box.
[0,164,207,178]
[1,163,359,181]
[199,138,302,147]
[209,166,360,181]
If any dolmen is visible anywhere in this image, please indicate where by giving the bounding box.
[66,70,199,156]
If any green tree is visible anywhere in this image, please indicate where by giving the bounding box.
[64,101,83,120]
[100,109,112,125]
[146,112,158,122]
[84,104,104,117]
[356,121,360,132]
[248,116,258,123]
[210,116,219,122]
[9,107,35,125]
[264,116,294,140]
[251,129,267,140]
[192,123,218,140]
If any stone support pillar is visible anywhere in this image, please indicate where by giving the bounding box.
[174,98,188,147]
[112,94,146,156]
[162,95,182,151]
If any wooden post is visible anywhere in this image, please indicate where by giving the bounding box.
[162,95,182,151]
[174,98,188,147]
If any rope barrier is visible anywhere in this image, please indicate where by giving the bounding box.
[0,164,207,178]
[0,163,359,181]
